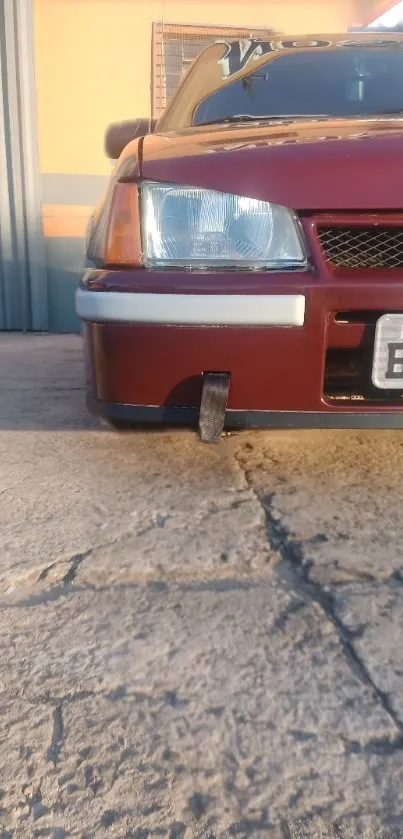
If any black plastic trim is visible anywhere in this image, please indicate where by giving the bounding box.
[87,394,403,429]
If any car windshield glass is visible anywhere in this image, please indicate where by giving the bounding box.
[193,48,403,125]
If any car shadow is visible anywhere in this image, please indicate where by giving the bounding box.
[0,334,205,435]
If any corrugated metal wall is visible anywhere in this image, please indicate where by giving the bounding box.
[0,0,48,330]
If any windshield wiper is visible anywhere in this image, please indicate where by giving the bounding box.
[198,114,331,127]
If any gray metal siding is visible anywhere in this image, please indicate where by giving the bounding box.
[41,174,109,334]
[0,0,48,331]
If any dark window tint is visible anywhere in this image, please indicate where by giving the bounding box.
[194,48,403,124]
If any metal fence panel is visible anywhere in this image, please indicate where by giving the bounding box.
[152,22,275,117]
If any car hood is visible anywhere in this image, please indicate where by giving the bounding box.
[139,118,403,211]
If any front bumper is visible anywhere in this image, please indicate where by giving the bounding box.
[87,394,403,429]
[78,268,403,430]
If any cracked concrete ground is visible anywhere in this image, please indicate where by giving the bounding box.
[1,335,403,839]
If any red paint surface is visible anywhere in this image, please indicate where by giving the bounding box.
[83,115,403,417]
[83,262,403,412]
[140,120,403,211]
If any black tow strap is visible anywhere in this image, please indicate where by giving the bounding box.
[198,372,231,444]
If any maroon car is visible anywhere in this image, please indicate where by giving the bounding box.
[76,32,403,442]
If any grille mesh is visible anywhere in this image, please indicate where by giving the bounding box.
[318,226,403,270]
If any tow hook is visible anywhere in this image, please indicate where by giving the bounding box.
[198,372,231,444]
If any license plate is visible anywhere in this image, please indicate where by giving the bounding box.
[373,314,403,389]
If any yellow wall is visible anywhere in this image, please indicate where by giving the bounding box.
[34,0,361,177]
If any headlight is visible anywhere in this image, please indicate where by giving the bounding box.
[142,182,307,270]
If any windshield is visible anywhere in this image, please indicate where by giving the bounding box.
[193,48,403,125]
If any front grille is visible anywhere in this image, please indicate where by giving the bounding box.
[318,226,403,269]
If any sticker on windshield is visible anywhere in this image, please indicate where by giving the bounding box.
[217,39,274,78]
[217,39,332,78]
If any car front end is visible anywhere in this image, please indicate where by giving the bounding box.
[77,34,403,440]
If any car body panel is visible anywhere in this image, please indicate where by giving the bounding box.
[82,264,403,411]
[79,32,403,432]
[140,119,403,211]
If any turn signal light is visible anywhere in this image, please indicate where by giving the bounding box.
[104,182,142,266]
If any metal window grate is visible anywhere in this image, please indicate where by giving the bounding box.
[152,22,275,117]
[318,225,403,269]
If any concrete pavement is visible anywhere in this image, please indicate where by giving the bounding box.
[1,334,403,839]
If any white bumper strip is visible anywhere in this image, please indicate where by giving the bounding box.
[76,289,306,327]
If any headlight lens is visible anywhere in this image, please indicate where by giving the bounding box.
[142,182,307,270]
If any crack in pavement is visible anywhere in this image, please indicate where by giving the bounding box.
[62,549,93,585]
[4,567,402,611]
[0,683,189,709]
[0,686,96,707]
[234,450,403,745]
[37,532,136,588]
[0,582,89,609]
[37,549,93,586]
[0,575,270,610]
[47,704,64,764]
[7,501,262,604]
[11,528,146,599]
[343,734,403,756]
